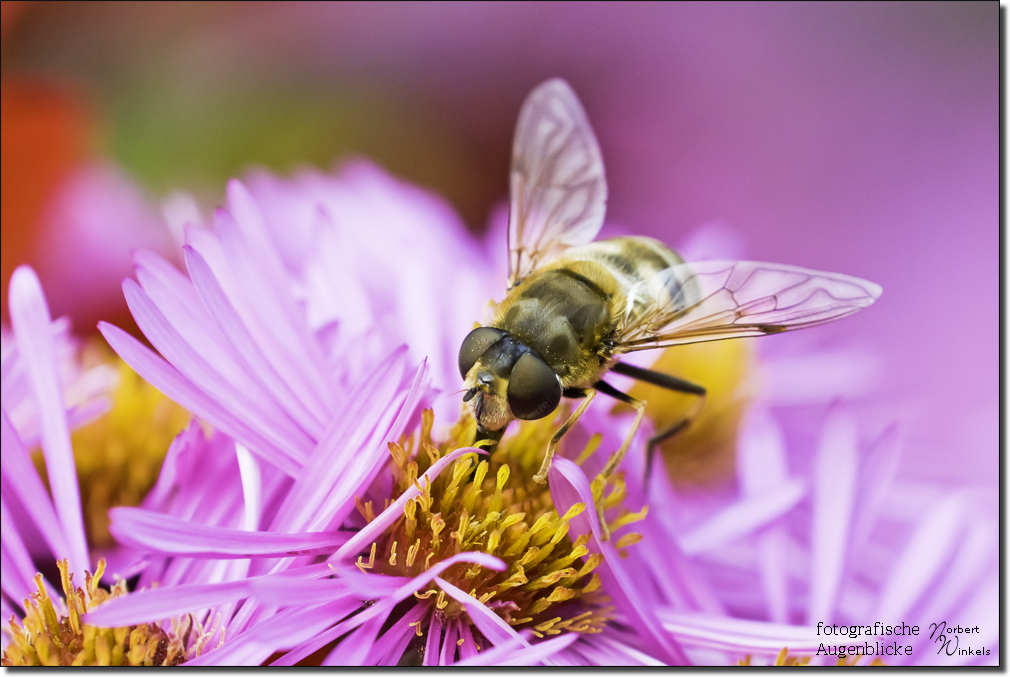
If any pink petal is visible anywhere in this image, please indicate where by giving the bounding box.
[184,246,326,438]
[849,423,901,553]
[248,575,353,607]
[873,492,966,620]
[86,579,253,627]
[807,404,858,623]
[189,598,360,666]
[578,632,666,666]
[353,603,429,666]
[737,405,791,496]
[84,563,331,627]
[8,266,89,580]
[109,507,352,558]
[200,198,337,416]
[133,249,272,421]
[422,606,443,666]
[270,347,410,533]
[457,623,478,661]
[324,615,386,666]
[1,496,39,607]
[756,525,790,624]
[305,356,430,534]
[99,322,300,475]
[918,520,996,622]
[658,609,824,654]
[271,552,504,666]
[121,277,312,463]
[455,631,579,667]
[435,577,528,649]
[549,457,687,665]
[439,619,460,665]
[0,410,71,560]
[678,479,805,554]
[636,468,727,614]
[235,443,262,531]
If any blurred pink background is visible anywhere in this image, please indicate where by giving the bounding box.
[1,2,996,486]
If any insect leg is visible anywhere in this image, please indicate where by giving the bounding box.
[591,380,648,541]
[608,362,708,493]
[610,362,706,395]
[643,393,707,492]
[532,388,596,485]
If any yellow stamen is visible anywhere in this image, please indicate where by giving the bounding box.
[355,542,377,572]
[2,559,192,666]
[575,433,603,465]
[614,532,644,549]
[364,408,624,638]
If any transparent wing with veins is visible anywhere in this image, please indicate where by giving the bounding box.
[615,260,882,352]
[507,78,607,290]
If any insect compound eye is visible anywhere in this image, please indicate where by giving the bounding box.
[507,353,562,420]
[458,327,506,379]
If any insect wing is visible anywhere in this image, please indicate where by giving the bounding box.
[508,79,607,289]
[617,260,882,351]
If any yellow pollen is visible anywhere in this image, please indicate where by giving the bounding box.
[430,514,446,548]
[575,433,603,465]
[1,559,200,666]
[355,496,375,522]
[609,506,648,531]
[614,532,644,549]
[406,539,421,567]
[356,543,377,572]
[361,407,644,640]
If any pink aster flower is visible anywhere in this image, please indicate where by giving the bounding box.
[83,162,691,664]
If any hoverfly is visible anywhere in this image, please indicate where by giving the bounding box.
[458,79,880,533]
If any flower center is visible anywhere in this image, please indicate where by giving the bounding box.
[356,407,648,638]
[1,559,218,667]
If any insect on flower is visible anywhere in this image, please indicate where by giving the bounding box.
[459,79,881,535]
